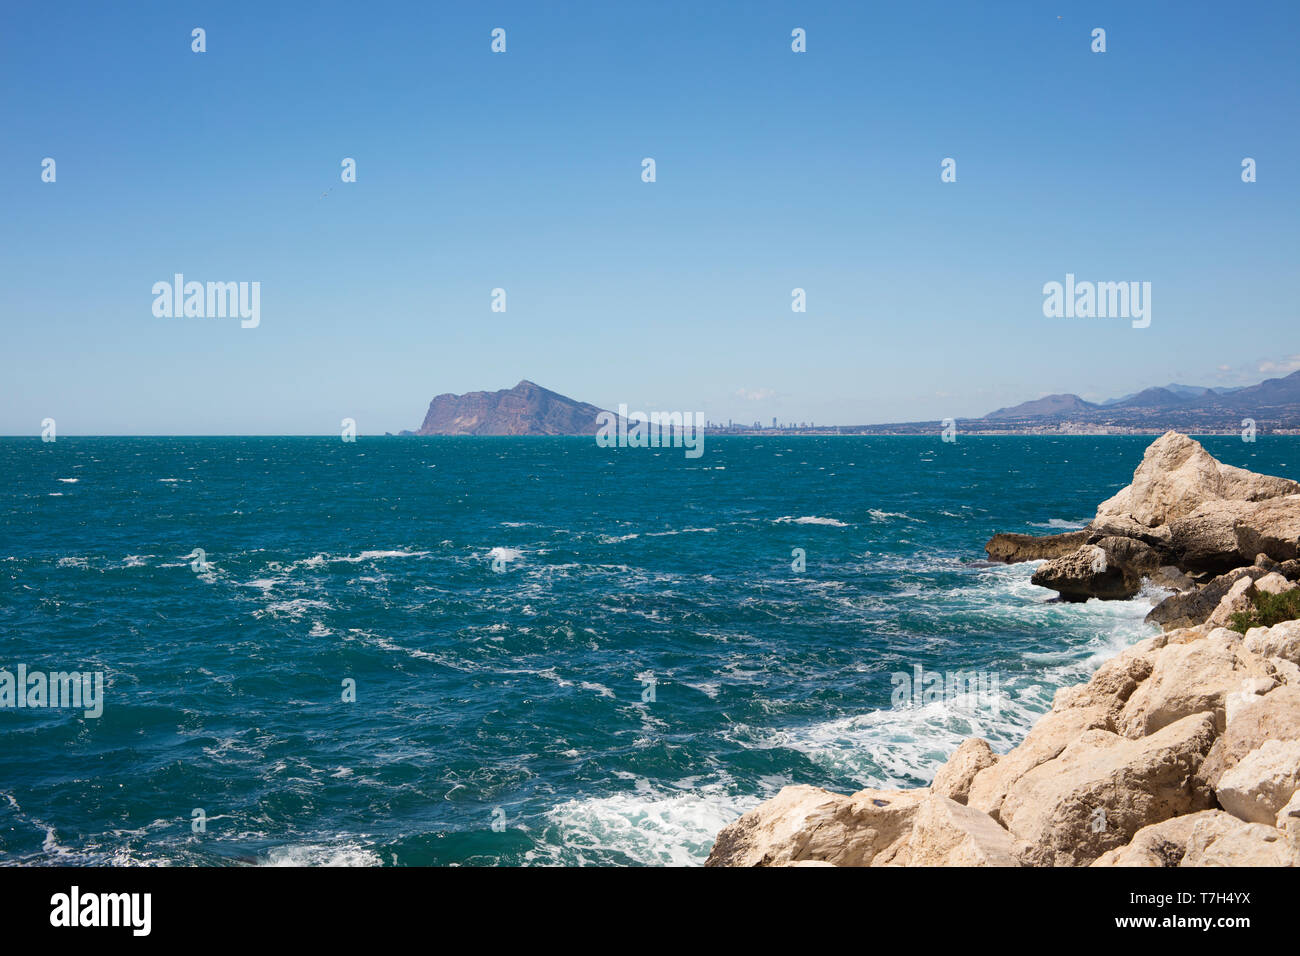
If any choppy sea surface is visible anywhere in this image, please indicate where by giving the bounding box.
[2,435,1295,866]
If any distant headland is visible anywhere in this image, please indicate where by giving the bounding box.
[403,380,608,436]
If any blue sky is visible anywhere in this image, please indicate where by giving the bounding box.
[2,0,1298,434]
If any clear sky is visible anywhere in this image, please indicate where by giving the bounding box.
[2,0,1298,434]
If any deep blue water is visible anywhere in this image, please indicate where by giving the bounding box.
[2,435,1295,866]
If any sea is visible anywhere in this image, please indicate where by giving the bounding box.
[1,435,1293,866]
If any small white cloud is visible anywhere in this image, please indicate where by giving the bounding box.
[1259,355,1300,376]
[734,388,776,401]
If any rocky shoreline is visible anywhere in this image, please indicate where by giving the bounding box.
[707,432,1300,867]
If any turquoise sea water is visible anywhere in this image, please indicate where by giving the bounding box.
[1,435,1295,866]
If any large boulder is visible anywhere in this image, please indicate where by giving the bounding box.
[704,785,925,867]
[1255,571,1297,595]
[1094,810,1299,866]
[984,530,1090,564]
[1118,630,1275,737]
[1243,620,1300,666]
[1179,816,1299,866]
[1031,545,1130,601]
[967,636,1167,819]
[1147,565,1195,592]
[1162,497,1300,573]
[999,713,1218,867]
[1226,676,1289,725]
[898,795,1017,867]
[1215,739,1300,825]
[1087,515,1174,551]
[1030,537,1162,601]
[968,703,1114,821]
[1197,685,1300,789]
[929,738,998,805]
[1234,495,1300,563]
[1090,810,1229,867]
[1146,567,1268,631]
[1098,536,1164,576]
[1205,577,1258,628]
[1167,500,1258,573]
[1094,432,1300,529]
[1059,634,1165,725]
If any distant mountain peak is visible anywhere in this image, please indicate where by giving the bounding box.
[983,393,1098,420]
[413,381,610,435]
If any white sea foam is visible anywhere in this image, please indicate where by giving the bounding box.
[282,550,430,571]
[868,509,918,522]
[343,629,443,662]
[255,598,331,619]
[746,688,1043,791]
[1029,518,1090,530]
[774,516,849,527]
[742,565,1162,791]
[337,550,430,563]
[541,777,762,866]
[260,842,382,867]
[243,577,284,593]
[30,826,170,867]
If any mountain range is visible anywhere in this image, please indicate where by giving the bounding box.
[976,370,1300,432]
[1100,383,1244,406]
[401,370,1300,436]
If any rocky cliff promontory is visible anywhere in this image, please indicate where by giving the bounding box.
[996,431,1300,599]
[413,380,611,436]
[707,432,1300,867]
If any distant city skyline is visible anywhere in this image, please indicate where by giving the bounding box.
[3,1,1298,434]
